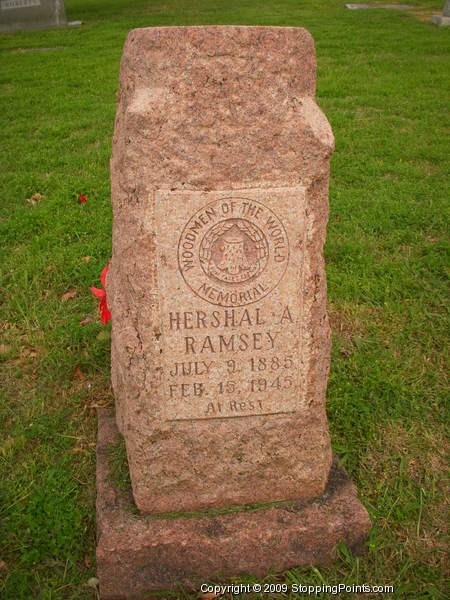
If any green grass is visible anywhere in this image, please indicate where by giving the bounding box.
[0,0,449,598]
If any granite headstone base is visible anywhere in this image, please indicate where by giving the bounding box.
[345,3,412,9]
[430,15,450,26]
[96,409,371,599]
[431,0,450,24]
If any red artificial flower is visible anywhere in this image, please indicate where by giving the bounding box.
[90,262,111,325]
[78,194,87,204]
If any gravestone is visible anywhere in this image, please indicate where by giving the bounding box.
[431,0,450,26]
[97,26,371,598]
[0,0,67,32]
[345,3,412,9]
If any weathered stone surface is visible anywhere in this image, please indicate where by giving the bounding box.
[107,25,335,514]
[96,409,372,599]
[0,0,67,33]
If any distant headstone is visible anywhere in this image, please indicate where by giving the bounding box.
[431,0,450,26]
[0,0,67,32]
[96,26,371,598]
[345,3,412,9]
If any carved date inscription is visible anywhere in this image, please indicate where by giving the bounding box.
[156,188,306,421]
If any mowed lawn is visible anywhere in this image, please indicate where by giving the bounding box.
[0,0,448,598]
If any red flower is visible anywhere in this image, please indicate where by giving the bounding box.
[90,262,111,325]
[78,194,87,204]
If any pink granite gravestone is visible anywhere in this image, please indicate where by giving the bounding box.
[97,25,370,599]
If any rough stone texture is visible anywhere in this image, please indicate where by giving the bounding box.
[0,0,67,33]
[107,26,335,514]
[97,409,371,599]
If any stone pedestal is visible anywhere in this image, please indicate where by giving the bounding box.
[97,409,371,599]
[0,0,67,33]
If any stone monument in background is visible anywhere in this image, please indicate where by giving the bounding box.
[96,25,371,599]
[0,0,67,33]
[431,0,450,26]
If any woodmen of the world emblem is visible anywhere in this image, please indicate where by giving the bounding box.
[178,197,289,307]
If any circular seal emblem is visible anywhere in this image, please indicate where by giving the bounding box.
[178,197,289,307]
